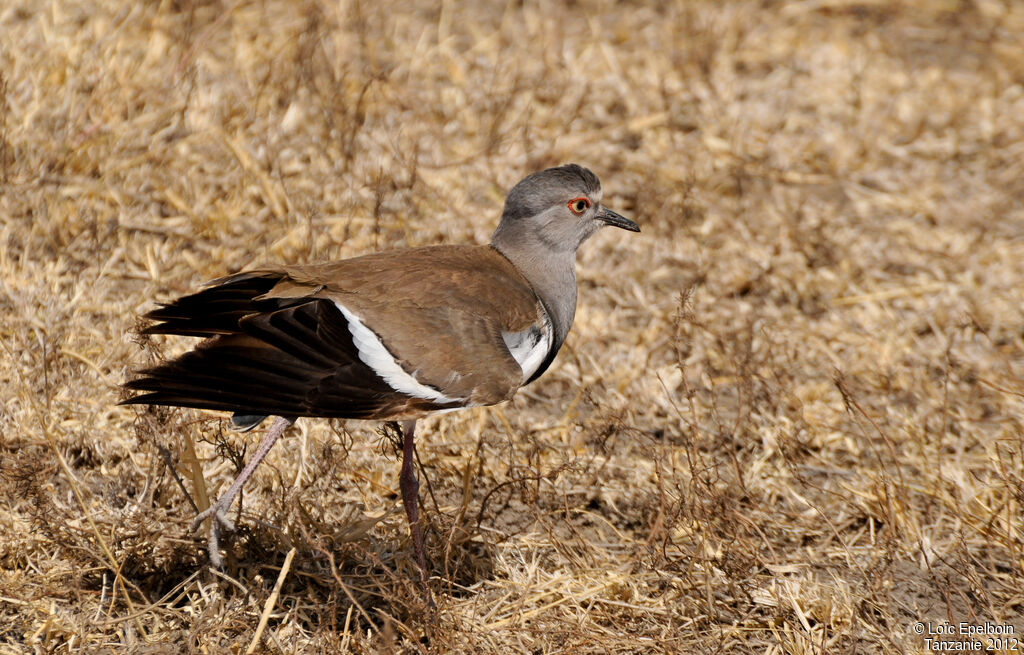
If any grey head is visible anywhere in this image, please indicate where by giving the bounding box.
[490,164,639,360]
[491,164,638,254]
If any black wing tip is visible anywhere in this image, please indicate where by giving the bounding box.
[136,272,288,335]
[117,390,245,414]
[231,413,268,431]
[122,374,163,391]
[138,323,172,336]
[142,302,174,318]
[117,391,166,407]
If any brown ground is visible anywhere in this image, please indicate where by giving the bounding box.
[2,0,1023,653]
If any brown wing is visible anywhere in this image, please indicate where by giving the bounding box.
[122,245,543,419]
[270,245,542,405]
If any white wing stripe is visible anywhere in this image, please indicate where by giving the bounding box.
[335,302,464,404]
[502,305,553,383]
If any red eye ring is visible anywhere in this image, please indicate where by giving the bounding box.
[568,197,591,215]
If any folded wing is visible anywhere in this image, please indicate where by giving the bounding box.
[122,246,549,420]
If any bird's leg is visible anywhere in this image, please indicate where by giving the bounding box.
[399,419,429,583]
[192,415,294,567]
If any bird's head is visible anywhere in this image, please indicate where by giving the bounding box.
[493,164,639,254]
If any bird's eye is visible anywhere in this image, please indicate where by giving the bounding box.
[568,197,591,215]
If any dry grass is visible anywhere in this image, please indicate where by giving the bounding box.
[2,0,1023,652]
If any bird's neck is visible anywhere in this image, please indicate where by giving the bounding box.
[490,235,578,347]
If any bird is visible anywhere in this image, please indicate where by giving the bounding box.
[121,163,639,581]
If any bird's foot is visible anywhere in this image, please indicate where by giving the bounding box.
[192,498,237,568]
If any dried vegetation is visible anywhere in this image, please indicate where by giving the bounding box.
[1,0,1023,652]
